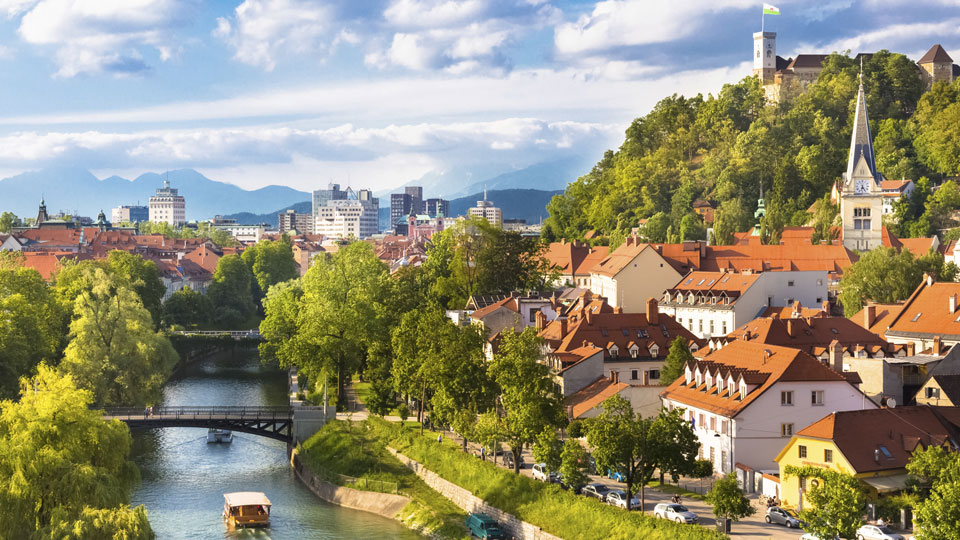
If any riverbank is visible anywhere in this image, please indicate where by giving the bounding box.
[298,419,470,539]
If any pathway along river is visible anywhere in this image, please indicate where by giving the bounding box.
[129,348,422,539]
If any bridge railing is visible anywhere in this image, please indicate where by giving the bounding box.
[169,330,261,338]
[103,406,293,419]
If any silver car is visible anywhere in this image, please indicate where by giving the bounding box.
[605,490,640,510]
[766,506,803,528]
[653,503,698,523]
[856,524,905,540]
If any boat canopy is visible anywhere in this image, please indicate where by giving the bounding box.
[224,492,272,507]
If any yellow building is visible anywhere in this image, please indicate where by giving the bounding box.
[775,406,960,510]
[915,374,960,407]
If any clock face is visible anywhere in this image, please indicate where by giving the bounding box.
[855,180,870,194]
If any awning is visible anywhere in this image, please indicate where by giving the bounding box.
[861,474,911,493]
[224,492,272,507]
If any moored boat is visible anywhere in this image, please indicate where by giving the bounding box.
[207,428,233,443]
[223,492,271,527]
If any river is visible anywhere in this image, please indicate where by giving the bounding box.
[129,348,422,540]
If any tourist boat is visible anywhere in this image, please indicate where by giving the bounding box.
[223,492,271,528]
[207,428,233,443]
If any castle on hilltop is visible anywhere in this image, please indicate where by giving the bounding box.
[753,32,959,101]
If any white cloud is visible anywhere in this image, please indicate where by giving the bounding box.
[383,0,487,28]
[794,18,960,57]
[214,0,335,71]
[12,0,192,77]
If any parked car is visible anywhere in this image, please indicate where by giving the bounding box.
[607,468,627,482]
[555,473,583,494]
[465,512,507,539]
[502,450,524,470]
[581,483,612,501]
[855,524,905,540]
[532,463,557,482]
[765,506,803,528]
[605,490,640,509]
[653,503,698,524]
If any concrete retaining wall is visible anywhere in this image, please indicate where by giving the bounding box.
[291,450,410,520]
[388,447,564,540]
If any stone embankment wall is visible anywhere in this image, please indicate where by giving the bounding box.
[387,448,564,540]
[291,450,410,520]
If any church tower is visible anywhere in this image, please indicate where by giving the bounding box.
[840,72,884,252]
[753,31,776,84]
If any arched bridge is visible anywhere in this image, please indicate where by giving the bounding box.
[104,406,297,443]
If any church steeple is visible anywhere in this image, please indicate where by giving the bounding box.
[845,65,880,183]
[36,196,49,224]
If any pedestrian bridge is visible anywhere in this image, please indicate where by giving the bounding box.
[168,330,262,341]
[103,405,332,444]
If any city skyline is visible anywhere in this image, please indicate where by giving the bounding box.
[0,0,957,193]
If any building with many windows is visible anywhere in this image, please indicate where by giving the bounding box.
[277,209,313,234]
[391,186,423,231]
[313,187,379,239]
[111,205,148,224]
[468,189,502,228]
[148,181,186,226]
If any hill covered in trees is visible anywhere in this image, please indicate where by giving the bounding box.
[543,51,960,247]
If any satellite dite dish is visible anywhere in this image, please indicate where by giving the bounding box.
[887,398,897,408]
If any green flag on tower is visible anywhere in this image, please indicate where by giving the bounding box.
[763,3,780,15]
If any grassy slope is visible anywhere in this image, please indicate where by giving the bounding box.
[375,418,727,540]
[300,419,469,539]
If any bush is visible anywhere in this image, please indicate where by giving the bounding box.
[876,493,916,523]
[567,419,585,438]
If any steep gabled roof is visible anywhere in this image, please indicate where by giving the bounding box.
[886,278,960,340]
[919,44,954,64]
[725,316,889,356]
[787,54,829,70]
[845,79,880,183]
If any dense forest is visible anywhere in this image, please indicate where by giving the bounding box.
[542,51,960,247]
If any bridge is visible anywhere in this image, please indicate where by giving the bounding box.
[168,330,262,341]
[103,406,330,444]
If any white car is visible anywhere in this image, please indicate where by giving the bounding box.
[856,524,906,540]
[653,503,698,523]
[605,490,640,510]
[532,463,556,482]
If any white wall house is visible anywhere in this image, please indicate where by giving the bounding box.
[660,270,828,339]
[588,238,683,313]
[660,340,875,478]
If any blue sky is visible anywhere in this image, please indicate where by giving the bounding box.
[0,0,958,193]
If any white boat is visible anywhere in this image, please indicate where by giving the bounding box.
[223,492,271,528]
[207,428,233,443]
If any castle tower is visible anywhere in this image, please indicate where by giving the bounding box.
[918,44,954,86]
[840,72,884,252]
[753,32,776,84]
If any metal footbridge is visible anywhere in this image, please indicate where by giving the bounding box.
[104,406,298,443]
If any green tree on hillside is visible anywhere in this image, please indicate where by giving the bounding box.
[161,287,212,328]
[838,247,957,315]
[207,254,257,327]
[707,473,755,528]
[0,365,153,539]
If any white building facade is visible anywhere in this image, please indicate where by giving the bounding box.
[148,181,186,226]
[313,188,379,239]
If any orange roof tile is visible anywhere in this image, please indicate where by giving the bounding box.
[724,316,888,356]
[850,303,904,335]
[590,240,658,277]
[565,376,630,418]
[885,278,960,340]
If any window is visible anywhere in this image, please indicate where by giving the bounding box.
[709,320,714,334]
[698,319,703,333]
[699,414,705,428]
[722,321,727,334]
[812,390,824,405]
[529,309,537,322]
[816,297,823,304]
[800,477,807,490]
[631,370,638,380]
[781,423,794,437]
[926,387,941,399]
[879,445,893,459]
[817,279,823,286]
[649,370,660,380]
[740,382,747,397]
[798,445,807,458]
[698,447,704,459]
[912,312,922,322]
[781,391,794,406]
[721,420,728,435]
[788,280,795,287]
[709,446,716,463]
[824,449,833,463]
[721,451,728,473]
[710,417,716,431]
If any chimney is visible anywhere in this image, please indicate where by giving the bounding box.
[585,310,593,325]
[864,304,876,329]
[907,342,916,356]
[934,336,942,356]
[828,339,844,373]
[535,310,547,332]
[646,297,659,325]
[822,300,830,314]
[559,318,567,336]
[786,319,796,338]
[925,273,934,286]
[951,294,957,315]
[613,306,623,314]
[700,240,707,258]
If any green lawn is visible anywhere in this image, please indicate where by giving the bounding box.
[299,419,469,539]
[376,418,727,540]
[645,480,707,501]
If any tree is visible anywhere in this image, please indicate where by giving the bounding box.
[838,247,932,315]
[706,473,755,526]
[207,254,257,327]
[660,337,693,386]
[60,268,178,407]
[784,465,865,540]
[692,459,714,494]
[259,242,388,409]
[241,237,299,298]
[559,438,589,492]
[585,395,657,512]
[0,211,20,232]
[0,365,153,539]
[810,195,840,245]
[472,410,505,462]
[488,328,564,474]
[105,251,166,328]
[532,427,563,473]
[651,407,700,485]
[0,262,64,399]
[161,287,212,328]
[906,445,960,540]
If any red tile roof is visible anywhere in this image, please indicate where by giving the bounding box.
[850,303,906,335]
[590,239,659,277]
[660,340,852,418]
[722,316,890,357]
[919,44,954,64]
[795,406,960,473]
[565,376,630,418]
[885,277,960,340]
[20,251,76,280]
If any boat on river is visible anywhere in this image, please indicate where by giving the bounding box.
[223,492,271,527]
[207,428,233,443]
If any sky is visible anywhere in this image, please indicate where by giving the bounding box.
[0,0,958,193]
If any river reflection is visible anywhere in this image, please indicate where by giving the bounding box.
[129,348,422,540]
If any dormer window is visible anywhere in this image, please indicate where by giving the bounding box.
[695,369,702,386]
[630,345,639,358]
[685,366,692,384]
[609,345,619,357]
[739,382,747,398]
[705,372,713,388]
[717,376,725,393]
[650,344,660,358]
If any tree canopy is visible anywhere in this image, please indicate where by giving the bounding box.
[784,465,865,540]
[838,247,958,314]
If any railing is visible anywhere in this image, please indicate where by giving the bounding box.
[103,405,292,419]
[169,330,261,338]
[301,458,399,494]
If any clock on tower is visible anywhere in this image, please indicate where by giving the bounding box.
[855,180,870,194]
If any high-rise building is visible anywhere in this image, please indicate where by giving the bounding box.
[391,186,424,229]
[278,209,314,234]
[314,187,379,239]
[424,198,449,218]
[468,189,502,228]
[148,180,186,226]
[112,205,149,224]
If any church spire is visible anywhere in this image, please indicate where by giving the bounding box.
[845,65,879,183]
